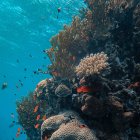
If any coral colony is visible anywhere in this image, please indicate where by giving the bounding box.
[17,0,140,140]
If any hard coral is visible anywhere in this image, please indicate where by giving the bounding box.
[75,52,109,78]
[50,121,97,140]
[41,111,97,140]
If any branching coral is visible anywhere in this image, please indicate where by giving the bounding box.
[75,52,109,78]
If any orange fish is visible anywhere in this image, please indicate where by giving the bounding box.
[17,128,20,132]
[34,124,40,129]
[45,136,48,140]
[73,56,76,61]
[50,48,54,52]
[42,115,47,121]
[79,124,87,128]
[77,86,94,93]
[52,71,59,77]
[36,115,41,121]
[34,105,39,113]
[128,82,140,89]
[33,94,37,100]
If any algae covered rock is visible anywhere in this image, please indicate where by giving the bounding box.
[55,84,72,97]
[81,95,105,118]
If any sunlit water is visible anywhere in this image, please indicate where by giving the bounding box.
[0,0,85,139]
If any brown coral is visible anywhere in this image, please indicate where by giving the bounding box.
[50,121,97,140]
[41,111,97,140]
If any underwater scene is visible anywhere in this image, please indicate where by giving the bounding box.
[0,0,140,140]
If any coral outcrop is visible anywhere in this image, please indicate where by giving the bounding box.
[16,0,140,140]
[41,111,97,140]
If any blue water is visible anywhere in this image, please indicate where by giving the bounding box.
[0,0,85,139]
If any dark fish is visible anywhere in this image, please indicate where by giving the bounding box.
[1,82,8,89]
[58,7,61,13]
[38,68,42,72]
[43,50,46,53]
[9,123,14,128]
[33,71,37,74]
[29,54,33,58]
[24,68,27,71]
[16,59,19,63]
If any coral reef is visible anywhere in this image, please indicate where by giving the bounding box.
[16,0,140,140]
[75,52,109,78]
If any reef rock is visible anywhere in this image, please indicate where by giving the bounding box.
[55,84,72,97]
[81,95,105,118]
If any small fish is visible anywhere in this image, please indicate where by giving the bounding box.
[34,124,40,129]
[16,133,20,137]
[11,113,15,118]
[9,123,14,128]
[58,7,61,13]
[20,83,23,86]
[52,71,59,77]
[16,59,19,63]
[29,54,33,58]
[45,136,48,140]
[1,82,8,89]
[34,105,39,113]
[16,85,19,89]
[42,115,47,121]
[128,82,140,89]
[17,128,20,132]
[36,115,41,121]
[77,86,94,93]
[38,68,42,72]
[24,68,27,71]
[33,94,37,100]
[50,48,54,52]
[79,124,87,128]
[73,56,76,61]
